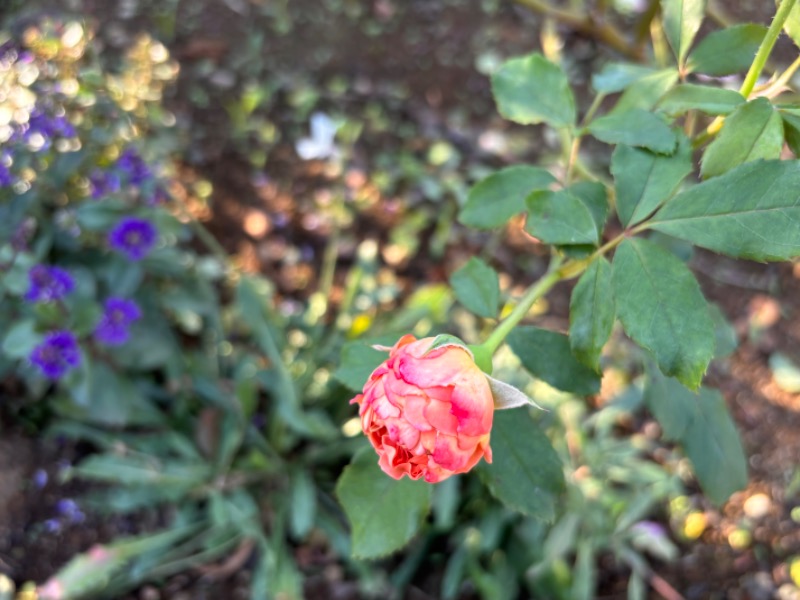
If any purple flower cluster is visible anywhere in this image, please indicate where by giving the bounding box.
[14,106,77,151]
[88,169,121,199]
[94,297,141,345]
[116,147,152,186]
[108,217,157,260]
[0,163,12,188]
[87,147,165,202]
[25,265,75,303]
[30,330,81,379]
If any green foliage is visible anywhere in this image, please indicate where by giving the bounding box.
[661,0,707,63]
[569,258,614,372]
[587,109,677,153]
[450,257,500,318]
[686,24,768,75]
[507,326,601,396]
[477,410,565,521]
[658,85,745,116]
[525,190,599,245]
[459,166,556,229]
[650,160,800,261]
[336,447,433,559]
[645,372,748,506]
[491,53,575,128]
[612,238,714,389]
[9,0,800,596]
[700,98,784,177]
[611,134,692,226]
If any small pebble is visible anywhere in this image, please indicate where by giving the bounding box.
[744,493,772,519]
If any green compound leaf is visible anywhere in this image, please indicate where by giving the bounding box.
[611,134,692,227]
[681,388,748,506]
[569,257,615,372]
[591,62,657,93]
[658,84,745,116]
[662,0,707,64]
[587,109,677,154]
[569,181,609,240]
[477,409,564,521]
[700,98,784,178]
[612,238,714,389]
[611,69,679,113]
[644,372,747,506]
[336,447,433,559]
[507,326,601,396]
[650,160,800,261]
[450,257,500,319]
[460,166,556,229]
[686,24,768,76]
[644,368,697,441]
[525,189,599,245]
[491,53,576,128]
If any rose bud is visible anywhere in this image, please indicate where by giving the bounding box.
[350,335,494,483]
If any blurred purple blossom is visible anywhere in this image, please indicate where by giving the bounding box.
[17,107,76,149]
[56,498,79,517]
[88,169,121,199]
[43,519,61,533]
[30,331,81,379]
[630,520,668,538]
[116,147,152,186]
[0,163,12,187]
[25,265,75,303]
[94,297,141,346]
[33,469,48,489]
[108,217,157,260]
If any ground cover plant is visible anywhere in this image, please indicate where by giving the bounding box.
[2,0,800,598]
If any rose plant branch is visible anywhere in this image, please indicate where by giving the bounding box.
[695,0,798,147]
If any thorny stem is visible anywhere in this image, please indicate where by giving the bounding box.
[512,0,644,62]
[756,53,800,97]
[696,0,798,148]
[692,0,800,148]
[740,0,797,99]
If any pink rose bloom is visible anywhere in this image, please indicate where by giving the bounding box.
[351,335,493,483]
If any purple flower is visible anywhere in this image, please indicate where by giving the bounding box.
[18,108,76,149]
[25,265,75,303]
[94,297,141,346]
[108,217,157,260]
[0,163,12,187]
[88,169,121,199]
[116,147,152,186]
[33,469,48,489]
[30,331,81,380]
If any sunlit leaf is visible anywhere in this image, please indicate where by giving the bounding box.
[491,53,576,128]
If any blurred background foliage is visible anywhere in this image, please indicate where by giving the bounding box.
[0,1,800,599]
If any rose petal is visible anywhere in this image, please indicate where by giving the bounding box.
[432,434,471,472]
[385,417,421,449]
[423,399,459,435]
[449,374,493,437]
